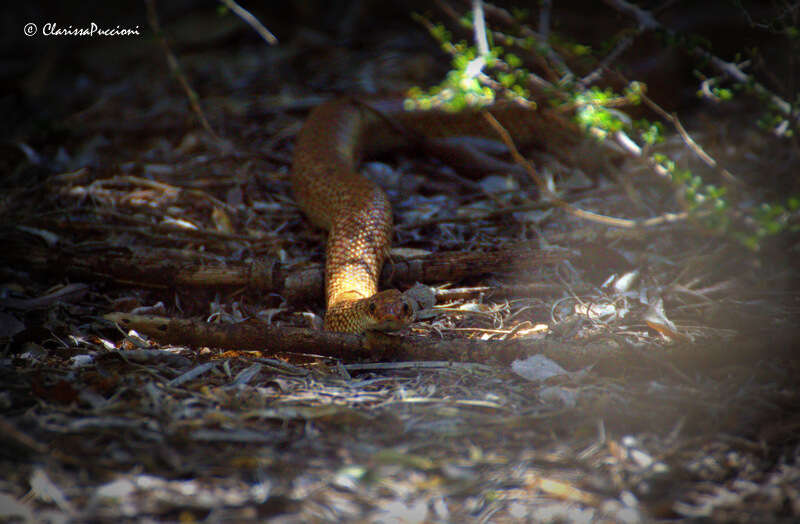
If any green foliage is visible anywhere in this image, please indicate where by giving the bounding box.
[636,120,664,145]
[757,110,794,137]
[624,81,644,104]
[404,64,496,113]
[696,86,733,101]
[571,44,592,56]
[650,154,737,233]
[407,17,539,111]
[735,199,800,250]
[573,87,628,138]
[409,8,798,250]
[505,53,522,68]
[709,5,799,138]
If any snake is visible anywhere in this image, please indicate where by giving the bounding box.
[291,97,552,332]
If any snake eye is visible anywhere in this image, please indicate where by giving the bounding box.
[368,302,377,315]
[402,303,411,315]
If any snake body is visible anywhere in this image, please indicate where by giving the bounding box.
[291,97,549,332]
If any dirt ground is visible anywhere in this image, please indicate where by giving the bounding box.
[2,2,799,522]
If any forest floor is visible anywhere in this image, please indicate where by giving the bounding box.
[2,2,799,522]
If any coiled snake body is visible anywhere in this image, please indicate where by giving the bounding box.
[291,97,547,332]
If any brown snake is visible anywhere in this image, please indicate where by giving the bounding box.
[291,97,549,332]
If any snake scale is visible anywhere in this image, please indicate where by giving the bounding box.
[291,97,551,332]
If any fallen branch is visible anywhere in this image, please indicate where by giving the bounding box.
[0,228,569,304]
[104,313,799,376]
[104,312,626,371]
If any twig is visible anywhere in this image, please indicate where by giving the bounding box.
[604,0,796,122]
[538,0,552,41]
[580,34,635,86]
[434,282,576,301]
[481,110,689,229]
[472,0,490,57]
[669,113,743,187]
[145,0,219,139]
[482,1,572,80]
[588,1,701,87]
[219,0,278,45]
[436,0,572,81]
[344,361,491,372]
[631,92,745,188]
[88,174,242,214]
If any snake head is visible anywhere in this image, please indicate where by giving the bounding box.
[363,289,416,331]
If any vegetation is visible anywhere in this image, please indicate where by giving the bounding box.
[409,3,799,249]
